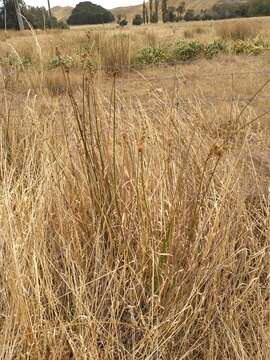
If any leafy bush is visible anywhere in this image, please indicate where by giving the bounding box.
[205,40,227,59]
[230,39,269,55]
[119,19,128,27]
[136,47,169,64]
[173,40,204,61]
[230,40,252,54]
[54,20,69,30]
[2,54,32,67]
[184,9,196,21]
[48,55,74,69]
[132,14,143,26]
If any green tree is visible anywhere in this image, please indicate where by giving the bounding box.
[153,0,159,23]
[67,1,114,26]
[0,0,24,29]
[162,0,167,22]
[176,2,185,18]
[248,0,270,16]
[23,6,68,29]
[117,14,128,26]
[149,0,153,22]
[142,0,149,24]
[142,0,146,24]
[145,6,149,23]
[133,13,143,25]
[166,6,176,22]
[184,9,195,21]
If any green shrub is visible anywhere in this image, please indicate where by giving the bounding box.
[184,9,196,21]
[133,14,144,26]
[249,0,270,17]
[205,40,227,59]
[230,40,250,55]
[117,15,128,27]
[48,55,74,69]
[173,40,204,61]
[119,18,128,27]
[1,53,32,67]
[229,39,269,55]
[136,47,169,64]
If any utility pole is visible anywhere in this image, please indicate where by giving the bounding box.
[14,0,25,31]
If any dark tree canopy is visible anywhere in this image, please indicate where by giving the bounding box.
[0,0,68,30]
[248,0,270,16]
[0,0,25,29]
[23,6,67,29]
[67,2,114,25]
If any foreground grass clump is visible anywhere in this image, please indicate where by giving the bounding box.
[0,56,269,358]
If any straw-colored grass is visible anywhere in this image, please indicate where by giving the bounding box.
[0,19,269,359]
[216,20,261,40]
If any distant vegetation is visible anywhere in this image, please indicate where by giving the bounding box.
[0,0,67,29]
[116,14,128,26]
[132,14,144,25]
[136,0,270,25]
[67,1,114,25]
[1,0,269,32]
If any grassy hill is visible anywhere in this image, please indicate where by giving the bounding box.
[112,0,220,20]
[52,0,234,23]
[51,6,73,22]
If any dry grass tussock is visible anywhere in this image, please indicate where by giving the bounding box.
[0,23,269,359]
[215,20,262,40]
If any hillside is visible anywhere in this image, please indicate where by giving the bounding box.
[112,0,219,20]
[52,0,238,24]
[51,0,217,23]
[51,6,73,22]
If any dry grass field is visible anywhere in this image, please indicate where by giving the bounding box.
[0,18,270,359]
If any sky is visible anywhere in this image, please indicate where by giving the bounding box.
[26,0,140,9]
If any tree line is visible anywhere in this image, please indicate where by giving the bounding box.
[1,0,270,31]
[132,0,270,25]
[0,0,68,30]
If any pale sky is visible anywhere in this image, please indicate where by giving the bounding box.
[26,0,140,9]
